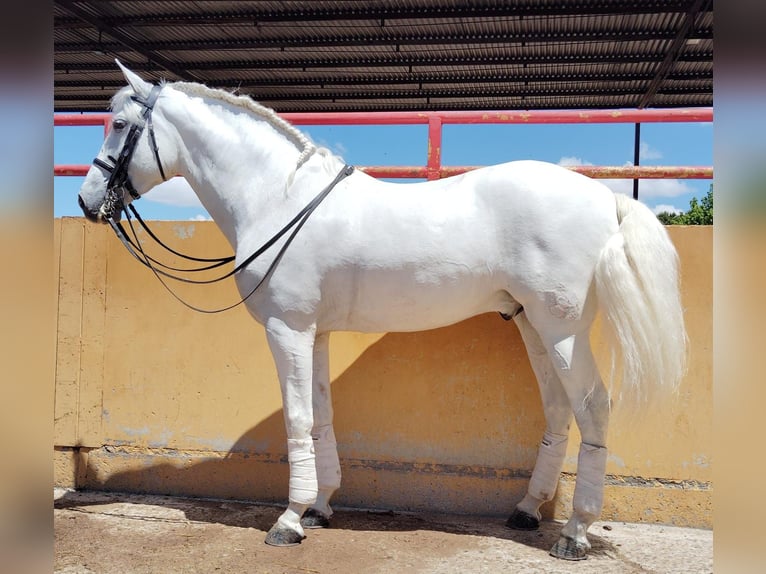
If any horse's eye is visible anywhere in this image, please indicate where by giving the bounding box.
[113,119,128,131]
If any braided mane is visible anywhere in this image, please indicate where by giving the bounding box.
[171,81,318,171]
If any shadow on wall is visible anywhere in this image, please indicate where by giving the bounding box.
[69,314,561,521]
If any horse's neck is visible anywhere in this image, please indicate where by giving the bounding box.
[166,92,303,249]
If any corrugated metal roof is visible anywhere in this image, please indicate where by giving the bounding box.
[54,0,713,112]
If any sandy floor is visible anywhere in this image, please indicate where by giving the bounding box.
[54,488,712,574]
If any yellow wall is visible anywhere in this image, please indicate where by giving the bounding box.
[54,218,712,527]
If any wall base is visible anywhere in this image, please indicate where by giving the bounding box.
[54,445,711,529]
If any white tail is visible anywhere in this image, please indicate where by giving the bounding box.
[594,193,688,403]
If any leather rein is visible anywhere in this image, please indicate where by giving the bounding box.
[91,84,355,313]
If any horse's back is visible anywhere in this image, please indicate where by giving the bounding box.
[347,159,616,229]
[335,159,618,277]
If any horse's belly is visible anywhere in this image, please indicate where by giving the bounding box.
[319,270,515,333]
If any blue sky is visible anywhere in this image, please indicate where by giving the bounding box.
[54,115,712,220]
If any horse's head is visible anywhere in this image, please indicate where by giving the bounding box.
[78,60,172,223]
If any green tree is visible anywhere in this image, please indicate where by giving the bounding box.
[656,211,679,225]
[656,184,713,225]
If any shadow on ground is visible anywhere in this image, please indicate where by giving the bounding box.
[54,489,618,559]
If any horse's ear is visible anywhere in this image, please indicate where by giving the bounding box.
[115,58,152,98]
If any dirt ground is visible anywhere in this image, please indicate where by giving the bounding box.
[54,488,712,574]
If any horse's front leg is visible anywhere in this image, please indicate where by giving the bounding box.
[263,317,318,547]
[300,331,342,529]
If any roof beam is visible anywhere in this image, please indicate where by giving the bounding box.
[54,0,200,82]
[54,100,713,113]
[55,27,713,53]
[53,85,711,105]
[638,0,710,107]
[53,1,703,27]
[252,87,713,101]
[55,51,712,73]
[55,70,712,90]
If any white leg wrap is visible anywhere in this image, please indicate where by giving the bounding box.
[287,438,318,505]
[573,442,608,519]
[528,431,569,502]
[312,424,342,491]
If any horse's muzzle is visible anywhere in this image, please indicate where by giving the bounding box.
[78,194,116,223]
[78,194,100,222]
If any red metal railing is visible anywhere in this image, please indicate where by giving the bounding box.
[54,108,713,181]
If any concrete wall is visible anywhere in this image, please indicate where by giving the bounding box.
[54,218,712,527]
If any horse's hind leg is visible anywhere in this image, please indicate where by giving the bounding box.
[543,328,610,561]
[300,332,342,529]
[506,312,573,531]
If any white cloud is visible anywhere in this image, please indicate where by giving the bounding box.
[601,177,692,199]
[313,137,347,159]
[144,176,203,208]
[639,141,663,161]
[333,141,348,157]
[558,156,592,167]
[190,214,212,221]
[652,203,684,215]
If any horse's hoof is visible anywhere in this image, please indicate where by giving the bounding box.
[264,524,306,547]
[505,508,540,531]
[301,508,330,529]
[549,535,589,561]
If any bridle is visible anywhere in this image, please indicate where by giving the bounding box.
[90,82,355,313]
[92,84,166,220]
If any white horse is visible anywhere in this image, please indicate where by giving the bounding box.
[78,61,686,560]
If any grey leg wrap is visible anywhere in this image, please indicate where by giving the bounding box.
[528,430,569,502]
[573,442,607,520]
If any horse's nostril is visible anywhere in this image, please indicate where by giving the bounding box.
[78,195,100,222]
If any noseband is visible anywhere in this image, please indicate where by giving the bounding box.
[92,84,166,219]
